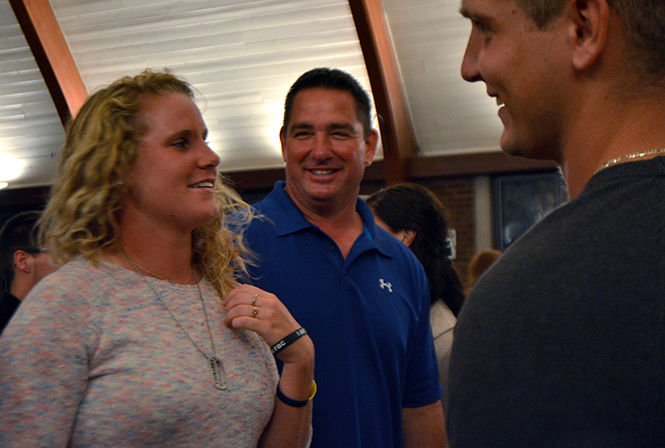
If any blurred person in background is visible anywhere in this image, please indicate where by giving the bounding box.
[367,182,464,409]
[0,210,57,335]
[464,248,501,296]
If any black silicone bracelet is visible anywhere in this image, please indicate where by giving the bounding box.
[270,327,307,355]
[276,380,317,408]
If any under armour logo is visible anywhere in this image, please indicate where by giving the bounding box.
[379,278,392,292]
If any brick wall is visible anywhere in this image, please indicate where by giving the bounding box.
[361,175,480,293]
[419,177,476,288]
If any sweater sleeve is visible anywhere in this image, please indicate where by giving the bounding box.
[0,269,96,446]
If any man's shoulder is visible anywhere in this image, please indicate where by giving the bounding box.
[243,199,286,237]
[373,225,424,268]
[365,226,430,300]
[244,183,299,230]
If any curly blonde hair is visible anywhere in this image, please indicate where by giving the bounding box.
[39,70,252,297]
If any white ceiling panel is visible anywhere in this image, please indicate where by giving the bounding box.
[383,0,502,156]
[1,0,506,191]
[0,0,61,189]
[50,0,381,177]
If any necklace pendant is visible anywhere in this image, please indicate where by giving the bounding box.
[209,356,228,390]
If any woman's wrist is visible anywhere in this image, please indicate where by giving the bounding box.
[277,335,315,400]
[275,333,314,366]
[271,327,308,355]
[277,380,317,407]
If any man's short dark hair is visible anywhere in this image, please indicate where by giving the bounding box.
[517,0,665,79]
[282,67,373,137]
[0,211,41,291]
[514,0,566,28]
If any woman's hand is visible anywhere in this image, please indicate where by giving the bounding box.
[225,285,315,448]
[222,284,314,366]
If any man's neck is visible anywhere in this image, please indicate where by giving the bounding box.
[10,279,30,301]
[286,190,364,259]
[560,91,665,198]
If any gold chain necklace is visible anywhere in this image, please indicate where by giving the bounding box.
[594,148,665,175]
[120,248,228,390]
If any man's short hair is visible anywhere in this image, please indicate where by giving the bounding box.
[517,0,665,78]
[282,68,373,137]
[514,0,566,28]
[0,211,41,291]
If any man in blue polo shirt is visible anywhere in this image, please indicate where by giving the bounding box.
[242,68,446,447]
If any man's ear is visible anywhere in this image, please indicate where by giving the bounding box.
[364,129,379,166]
[279,126,288,162]
[13,250,31,273]
[568,0,610,71]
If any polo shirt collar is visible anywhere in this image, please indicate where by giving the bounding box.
[260,181,314,236]
[262,181,393,257]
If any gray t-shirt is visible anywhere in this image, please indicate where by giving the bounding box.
[0,258,278,447]
[448,157,665,447]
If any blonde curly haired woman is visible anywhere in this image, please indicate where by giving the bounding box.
[0,70,314,447]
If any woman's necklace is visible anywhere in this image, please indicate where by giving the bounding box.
[120,249,228,391]
[594,148,665,175]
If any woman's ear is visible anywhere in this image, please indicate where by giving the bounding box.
[397,229,417,247]
[568,0,610,71]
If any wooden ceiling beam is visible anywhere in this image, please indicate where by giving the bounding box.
[10,0,87,126]
[348,0,417,185]
[407,151,557,178]
[0,152,558,207]
[225,151,557,192]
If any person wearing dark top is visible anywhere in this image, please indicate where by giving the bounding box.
[449,0,665,446]
[0,211,57,334]
[0,292,20,335]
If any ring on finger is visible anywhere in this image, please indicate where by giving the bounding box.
[251,293,258,306]
[252,306,258,318]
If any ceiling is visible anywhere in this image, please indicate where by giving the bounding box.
[1,0,515,193]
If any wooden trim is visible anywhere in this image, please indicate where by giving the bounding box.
[0,153,557,206]
[407,152,558,179]
[348,0,417,185]
[223,169,285,192]
[0,186,50,208]
[10,0,87,126]
[224,152,556,192]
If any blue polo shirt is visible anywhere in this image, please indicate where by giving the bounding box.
[243,182,442,448]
